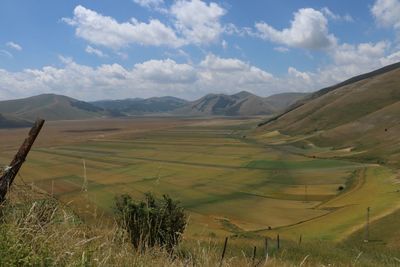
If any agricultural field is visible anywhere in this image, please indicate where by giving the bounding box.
[0,117,398,242]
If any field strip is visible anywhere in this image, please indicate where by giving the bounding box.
[35,148,362,175]
[89,139,247,148]
[251,206,345,233]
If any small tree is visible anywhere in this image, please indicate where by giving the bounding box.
[114,192,187,251]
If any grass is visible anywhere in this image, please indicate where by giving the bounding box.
[2,186,400,266]
[1,117,398,244]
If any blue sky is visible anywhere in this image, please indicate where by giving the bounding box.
[0,0,399,101]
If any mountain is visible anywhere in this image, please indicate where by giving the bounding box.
[0,94,105,121]
[0,90,308,125]
[258,62,400,166]
[0,114,32,129]
[174,91,307,116]
[91,96,188,115]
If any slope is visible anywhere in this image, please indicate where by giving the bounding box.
[257,62,400,166]
[0,94,105,121]
[91,96,188,115]
[0,114,31,128]
[175,91,307,116]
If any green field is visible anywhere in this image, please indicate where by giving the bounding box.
[4,117,398,241]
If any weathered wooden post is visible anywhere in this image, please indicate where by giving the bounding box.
[219,237,228,267]
[277,234,280,250]
[364,207,370,242]
[0,119,45,203]
[252,246,257,266]
[299,234,302,245]
[264,237,269,259]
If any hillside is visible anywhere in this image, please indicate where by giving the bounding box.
[0,114,31,129]
[0,94,105,121]
[91,96,188,115]
[175,91,307,116]
[258,62,400,165]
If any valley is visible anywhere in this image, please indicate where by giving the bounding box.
[1,116,397,242]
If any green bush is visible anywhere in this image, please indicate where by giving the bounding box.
[114,193,187,252]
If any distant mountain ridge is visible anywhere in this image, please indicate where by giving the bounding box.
[0,91,308,128]
[174,91,307,116]
[91,96,188,115]
[0,94,105,122]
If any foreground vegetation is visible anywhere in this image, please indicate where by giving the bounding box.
[2,185,400,266]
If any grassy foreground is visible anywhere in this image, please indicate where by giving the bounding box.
[2,185,400,267]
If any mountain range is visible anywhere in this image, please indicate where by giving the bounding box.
[0,91,307,128]
[173,91,307,116]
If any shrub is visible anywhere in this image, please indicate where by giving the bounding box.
[114,192,187,252]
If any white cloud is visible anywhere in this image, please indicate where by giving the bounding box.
[305,41,398,88]
[321,7,353,22]
[85,45,107,58]
[255,8,337,50]
[224,23,254,37]
[196,54,275,96]
[200,54,251,72]
[171,0,226,45]
[1,43,398,101]
[0,54,279,100]
[274,46,290,53]
[6,41,22,51]
[380,50,400,65]
[0,50,13,58]
[288,67,311,83]
[332,41,388,65]
[133,0,164,8]
[221,40,228,49]
[134,59,197,83]
[63,5,184,49]
[133,0,167,13]
[371,0,400,30]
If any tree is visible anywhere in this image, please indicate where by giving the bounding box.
[114,192,186,251]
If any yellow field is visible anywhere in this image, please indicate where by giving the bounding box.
[1,117,398,241]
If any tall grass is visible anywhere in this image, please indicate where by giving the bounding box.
[1,184,400,266]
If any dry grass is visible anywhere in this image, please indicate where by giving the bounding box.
[0,185,295,267]
[2,185,400,266]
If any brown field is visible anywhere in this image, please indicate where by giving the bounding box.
[0,117,397,241]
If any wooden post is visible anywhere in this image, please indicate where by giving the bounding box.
[219,237,228,267]
[263,237,269,265]
[299,234,302,245]
[277,234,280,250]
[252,246,257,266]
[82,159,88,192]
[364,207,370,242]
[0,119,45,203]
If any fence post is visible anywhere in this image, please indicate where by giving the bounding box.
[0,119,45,202]
[364,207,370,242]
[252,246,257,266]
[299,234,302,245]
[277,234,280,250]
[219,237,228,267]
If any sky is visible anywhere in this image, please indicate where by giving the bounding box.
[0,0,400,101]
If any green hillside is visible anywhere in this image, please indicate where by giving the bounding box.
[175,91,307,116]
[91,96,188,115]
[258,63,400,167]
[0,114,31,128]
[0,94,105,121]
